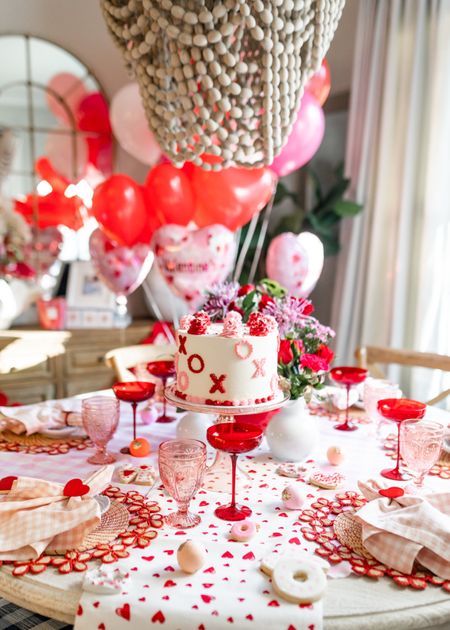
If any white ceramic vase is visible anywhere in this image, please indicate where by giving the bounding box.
[265,398,318,462]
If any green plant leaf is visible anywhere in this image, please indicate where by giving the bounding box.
[274,181,299,205]
[333,200,363,217]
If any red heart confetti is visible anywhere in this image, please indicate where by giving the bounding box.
[151,610,165,623]
[201,594,215,603]
[0,476,17,492]
[115,603,130,621]
[93,602,100,608]
[77,604,83,616]
[379,487,405,499]
[63,478,90,497]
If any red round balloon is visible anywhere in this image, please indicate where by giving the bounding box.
[144,163,195,226]
[76,92,112,134]
[138,185,165,243]
[91,174,148,247]
[192,165,275,231]
[306,59,331,106]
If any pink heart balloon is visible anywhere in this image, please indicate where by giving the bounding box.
[152,224,236,309]
[89,228,154,296]
[266,231,324,297]
[28,227,63,276]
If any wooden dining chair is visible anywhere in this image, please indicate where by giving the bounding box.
[104,343,176,382]
[355,345,450,405]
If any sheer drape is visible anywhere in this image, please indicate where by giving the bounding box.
[332,0,450,403]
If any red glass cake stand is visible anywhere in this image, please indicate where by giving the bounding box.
[330,366,368,431]
[377,398,426,481]
[113,381,155,454]
[165,384,289,493]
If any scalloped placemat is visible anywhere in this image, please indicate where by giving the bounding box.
[0,430,87,447]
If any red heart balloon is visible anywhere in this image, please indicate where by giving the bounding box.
[63,478,90,497]
[0,476,17,492]
[144,163,195,226]
[192,165,275,231]
[378,487,405,499]
[91,175,148,247]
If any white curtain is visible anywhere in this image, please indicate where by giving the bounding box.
[331,0,450,403]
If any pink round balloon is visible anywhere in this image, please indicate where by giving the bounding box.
[89,228,154,296]
[110,83,162,166]
[270,92,325,177]
[152,224,236,309]
[266,231,324,298]
[46,73,88,126]
[29,227,63,276]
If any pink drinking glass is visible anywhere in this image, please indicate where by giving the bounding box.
[330,366,368,431]
[158,439,206,528]
[377,398,426,481]
[400,420,444,487]
[82,396,120,464]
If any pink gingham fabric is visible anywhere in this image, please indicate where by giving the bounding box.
[0,400,82,435]
[355,479,450,578]
[0,465,113,561]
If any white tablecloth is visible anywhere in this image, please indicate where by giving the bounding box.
[0,393,449,630]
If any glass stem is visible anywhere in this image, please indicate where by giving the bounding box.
[344,384,350,427]
[395,422,401,473]
[162,378,167,417]
[177,500,189,515]
[416,472,426,488]
[131,402,137,441]
[230,453,237,509]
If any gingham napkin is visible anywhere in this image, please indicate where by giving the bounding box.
[0,401,82,435]
[355,479,450,578]
[0,466,113,561]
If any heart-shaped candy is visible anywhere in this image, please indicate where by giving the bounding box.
[378,487,405,499]
[152,224,236,308]
[0,476,17,492]
[63,478,90,497]
[266,231,324,298]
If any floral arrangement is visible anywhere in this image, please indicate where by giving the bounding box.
[0,201,34,278]
[202,279,335,400]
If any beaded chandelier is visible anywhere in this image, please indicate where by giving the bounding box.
[101,0,345,170]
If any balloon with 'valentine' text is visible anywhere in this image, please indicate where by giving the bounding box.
[266,231,324,298]
[306,58,331,106]
[191,164,275,231]
[110,83,162,166]
[270,92,325,178]
[144,163,195,226]
[89,229,154,296]
[152,224,236,309]
[91,174,148,247]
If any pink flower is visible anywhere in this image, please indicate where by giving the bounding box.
[247,312,276,336]
[222,311,244,338]
[300,353,330,372]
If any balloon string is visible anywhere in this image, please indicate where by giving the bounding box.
[248,184,277,283]
[233,212,259,283]
[141,281,176,344]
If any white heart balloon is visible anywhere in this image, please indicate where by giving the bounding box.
[266,231,324,297]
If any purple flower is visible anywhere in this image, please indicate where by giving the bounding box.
[202,281,239,320]
[264,296,314,337]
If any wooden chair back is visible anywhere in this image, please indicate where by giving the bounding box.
[105,343,176,382]
[355,345,450,405]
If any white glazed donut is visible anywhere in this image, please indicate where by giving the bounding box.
[229,520,258,542]
[260,550,330,576]
[271,558,327,604]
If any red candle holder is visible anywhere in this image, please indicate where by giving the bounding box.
[145,360,176,423]
[112,381,155,453]
[206,422,263,521]
[330,366,368,431]
[377,398,426,481]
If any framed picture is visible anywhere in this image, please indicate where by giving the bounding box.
[66,261,116,310]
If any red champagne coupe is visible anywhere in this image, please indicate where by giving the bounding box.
[206,422,263,521]
[330,366,368,431]
[377,398,426,481]
[146,360,176,423]
[112,381,155,454]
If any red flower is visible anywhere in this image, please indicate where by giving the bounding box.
[188,311,211,335]
[227,301,244,316]
[278,339,294,364]
[248,312,272,336]
[237,284,255,297]
[300,353,330,372]
[302,300,314,316]
[317,344,334,364]
[259,294,274,310]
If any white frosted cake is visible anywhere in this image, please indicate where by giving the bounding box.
[174,310,281,406]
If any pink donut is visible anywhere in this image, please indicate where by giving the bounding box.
[230,520,257,542]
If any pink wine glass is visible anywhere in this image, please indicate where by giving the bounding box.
[158,439,206,528]
[146,360,176,423]
[113,381,155,454]
[82,396,119,464]
[377,398,426,481]
[206,422,263,521]
[400,419,444,487]
[330,366,368,431]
